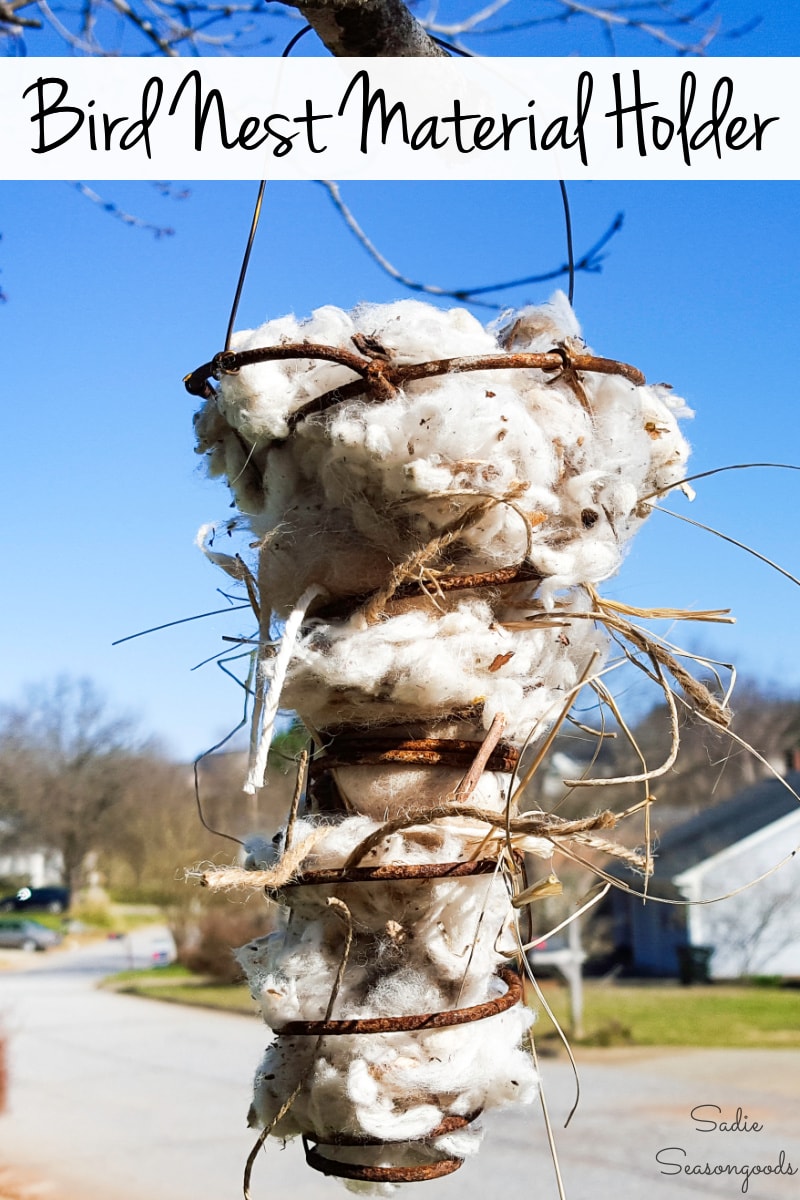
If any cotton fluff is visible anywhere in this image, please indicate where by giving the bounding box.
[196,296,690,614]
[236,816,539,1185]
[195,294,691,746]
[285,594,608,743]
[196,294,691,1186]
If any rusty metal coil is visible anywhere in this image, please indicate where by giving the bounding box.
[184,342,646,413]
[312,562,544,621]
[274,966,522,1037]
[303,1143,464,1182]
[301,1113,480,1181]
[305,1111,480,1147]
[276,857,506,892]
[309,735,520,778]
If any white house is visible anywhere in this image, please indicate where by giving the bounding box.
[0,819,63,889]
[0,846,63,889]
[606,771,800,980]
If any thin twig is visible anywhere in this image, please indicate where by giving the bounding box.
[318,180,623,310]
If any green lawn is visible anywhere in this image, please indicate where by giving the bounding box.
[537,982,800,1048]
[108,971,800,1047]
[0,906,164,934]
[0,913,65,932]
[104,967,259,1016]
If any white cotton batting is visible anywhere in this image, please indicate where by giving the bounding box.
[196,292,690,741]
[196,293,692,1186]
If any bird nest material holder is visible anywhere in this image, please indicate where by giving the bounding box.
[187,296,729,1195]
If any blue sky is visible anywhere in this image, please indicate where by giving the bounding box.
[2,4,799,759]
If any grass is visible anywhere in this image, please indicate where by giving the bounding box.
[130,983,259,1015]
[108,970,800,1046]
[536,981,800,1049]
[0,913,65,932]
[103,965,259,1016]
[0,905,163,935]
[106,962,191,985]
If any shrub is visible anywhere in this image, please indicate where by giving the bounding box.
[173,905,273,983]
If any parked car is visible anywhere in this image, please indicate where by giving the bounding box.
[148,931,177,966]
[0,918,63,952]
[0,886,71,914]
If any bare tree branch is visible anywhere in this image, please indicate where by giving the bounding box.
[278,0,446,55]
[0,0,41,29]
[71,182,183,237]
[430,0,731,56]
[0,0,746,57]
[319,180,624,309]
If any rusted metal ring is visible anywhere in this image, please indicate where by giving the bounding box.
[312,562,543,622]
[303,1143,464,1182]
[186,342,646,417]
[309,737,520,778]
[286,348,645,429]
[277,857,505,891]
[274,966,521,1037]
[318,750,518,770]
[212,350,239,377]
[305,1111,480,1147]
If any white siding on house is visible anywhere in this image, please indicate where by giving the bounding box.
[675,809,800,979]
[0,848,63,888]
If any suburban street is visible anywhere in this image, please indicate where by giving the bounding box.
[1,935,798,1200]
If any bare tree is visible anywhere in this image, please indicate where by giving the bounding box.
[0,677,151,890]
[525,680,800,827]
[279,0,445,56]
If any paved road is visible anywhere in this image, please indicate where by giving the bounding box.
[1,938,798,1200]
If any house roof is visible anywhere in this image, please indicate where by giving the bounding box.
[651,770,800,879]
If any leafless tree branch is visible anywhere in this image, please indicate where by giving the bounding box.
[280,0,446,55]
[430,0,737,56]
[0,0,751,58]
[319,179,624,309]
[0,0,41,30]
[71,182,185,237]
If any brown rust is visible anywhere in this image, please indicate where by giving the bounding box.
[313,562,543,623]
[309,735,520,777]
[276,857,505,891]
[219,342,370,378]
[286,348,645,428]
[303,1145,463,1182]
[185,341,646,425]
[393,349,645,386]
[306,1111,479,1147]
[274,966,521,1037]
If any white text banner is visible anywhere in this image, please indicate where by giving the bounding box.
[0,57,795,180]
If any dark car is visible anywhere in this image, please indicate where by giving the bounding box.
[0,918,63,951]
[0,886,71,914]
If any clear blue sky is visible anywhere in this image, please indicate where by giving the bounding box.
[2,4,799,759]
